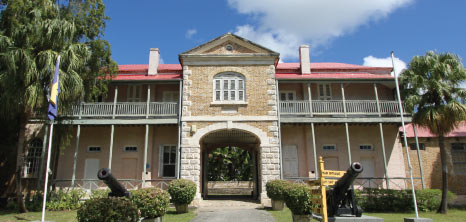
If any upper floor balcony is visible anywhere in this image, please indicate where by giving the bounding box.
[279,100,403,116]
[67,102,178,118]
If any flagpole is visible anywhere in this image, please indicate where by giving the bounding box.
[41,55,61,222]
[391,51,419,219]
[41,122,54,222]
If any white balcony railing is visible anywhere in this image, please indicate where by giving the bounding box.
[279,100,404,115]
[68,102,178,118]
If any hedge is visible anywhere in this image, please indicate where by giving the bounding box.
[356,188,456,212]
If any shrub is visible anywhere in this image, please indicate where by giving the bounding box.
[77,197,139,222]
[167,179,197,205]
[25,191,43,211]
[416,189,455,212]
[89,189,110,199]
[131,188,170,219]
[356,188,456,212]
[266,180,290,201]
[46,189,86,211]
[283,183,316,215]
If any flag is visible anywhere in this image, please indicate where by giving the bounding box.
[48,55,61,120]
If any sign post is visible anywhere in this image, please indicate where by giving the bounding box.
[307,156,346,222]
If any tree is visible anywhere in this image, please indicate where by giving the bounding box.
[400,51,466,214]
[0,0,116,212]
[208,146,253,181]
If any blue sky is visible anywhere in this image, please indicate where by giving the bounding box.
[103,0,466,72]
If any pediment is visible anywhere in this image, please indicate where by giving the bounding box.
[180,33,278,55]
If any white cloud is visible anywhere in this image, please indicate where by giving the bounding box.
[185,29,197,39]
[228,0,413,61]
[363,55,407,76]
[159,56,165,64]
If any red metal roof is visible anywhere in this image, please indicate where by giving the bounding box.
[276,73,393,80]
[112,74,182,81]
[401,123,466,138]
[118,64,182,72]
[114,63,392,81]
[276,62,393,71]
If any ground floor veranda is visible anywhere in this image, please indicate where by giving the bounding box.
[22,122,428,204]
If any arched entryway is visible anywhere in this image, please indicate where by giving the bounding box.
[200,129,260,200]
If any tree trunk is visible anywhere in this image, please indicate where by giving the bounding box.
[437,135,448,214]
[15,115,28,213]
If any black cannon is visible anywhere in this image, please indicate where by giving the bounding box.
[97,168,131,198]
[326,162,363,217]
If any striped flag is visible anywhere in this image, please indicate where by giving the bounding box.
[48,56,61,120]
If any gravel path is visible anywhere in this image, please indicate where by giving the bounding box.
[190,208,274,222]
[190,199,275,222]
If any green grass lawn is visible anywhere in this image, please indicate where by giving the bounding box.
[266,207,466,222]
[0,207,196,222]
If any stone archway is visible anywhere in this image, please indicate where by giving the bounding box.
[179,122,281,204]
[200,129,260,200]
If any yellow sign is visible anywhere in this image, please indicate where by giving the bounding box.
[311,189,321,195]
[322,179,337,186]
[313,208,321,214]
[311,198,322,204]
[322,170,346,177]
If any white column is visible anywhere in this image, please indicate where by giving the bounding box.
[143,85,150,186]
[71,125,81,188]
[109,86,118,169]
[374,83,390,188]
[341,83,352,165]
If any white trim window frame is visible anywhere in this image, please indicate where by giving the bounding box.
[359,144,374,151]
[22,139,43,178]
[279,90,296,101]
[127,85,142,102]
[123,145,138,152]
[322,144,337,151]
[163,91,179,102]
[318,83,332,100]
[87,146,102,153]
[451,143,466,175]
[213,72,245,102]
[159,144,177,178]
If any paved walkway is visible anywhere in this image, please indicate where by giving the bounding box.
[190,199,275,222]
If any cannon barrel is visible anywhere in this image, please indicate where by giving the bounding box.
[97,168,130,198]
[326,162,363,217]
[333,162,363,193]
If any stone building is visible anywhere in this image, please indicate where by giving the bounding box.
[22,33,438,204]
[402,123,466,194]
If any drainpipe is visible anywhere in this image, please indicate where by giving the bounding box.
[275,79,283,179]
[177,79,183,179]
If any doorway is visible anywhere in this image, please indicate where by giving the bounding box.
[200,129,260,200]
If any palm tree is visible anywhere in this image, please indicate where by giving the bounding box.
[400,51,466,214]
[0,0,114,212]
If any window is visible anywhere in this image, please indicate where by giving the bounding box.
[159,145,177,178]
[359,144,373,151]
[322,144,337,151]
[163,91,179,102]
[23,139,43,178]
[213,72,245,102]
[127,85,142,102]
[451,143,466,175]
[280,91,296,101]
[409,143,426,150]
[318,83,332,100]
[87,146,101,152]
[124,146,138,152]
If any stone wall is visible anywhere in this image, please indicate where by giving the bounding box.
[179,64,281,205]
[403,137,466,194]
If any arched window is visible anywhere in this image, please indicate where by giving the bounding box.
[213,72,245,102]
[23,139,43,178]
